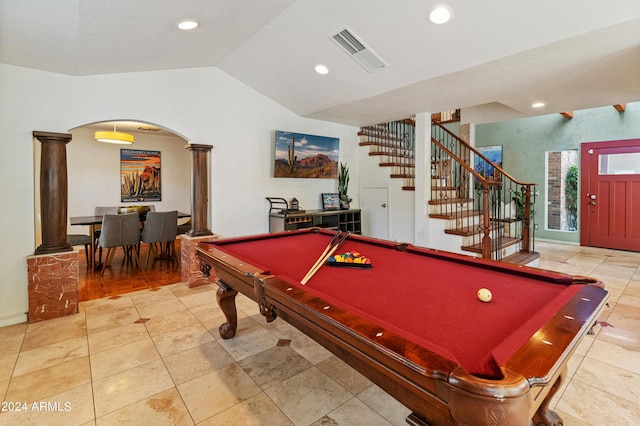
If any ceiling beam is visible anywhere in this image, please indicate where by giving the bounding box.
[613,104,626,112]
[559,111,574,119]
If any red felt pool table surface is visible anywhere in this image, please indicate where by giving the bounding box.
[206,230,584,378]
[197,228,610,425]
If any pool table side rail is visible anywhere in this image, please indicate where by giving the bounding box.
[503,284,609,385]
[198,242,272,276]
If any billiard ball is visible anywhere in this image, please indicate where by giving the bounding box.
[477,288,492,303]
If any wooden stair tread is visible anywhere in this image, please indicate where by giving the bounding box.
[501,251,540,266]
[428,198,473,205]
[390,173,415,178]
[402,186,415,191]
[429,210,481,220]
[461,237,520,253]
[379,162,415,167]
[358,129,398,138]
[359,138,405,145]
[491,217,521,223]
[444,223,502,236]
[368,152,414,158]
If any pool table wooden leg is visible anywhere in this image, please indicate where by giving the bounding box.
[532,365,566,426]
[216,282,239,339]
[255,278,277,323]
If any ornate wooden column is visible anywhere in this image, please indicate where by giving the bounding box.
[181,143,216,288]
[186,143,213,236]
[34,131,72,254]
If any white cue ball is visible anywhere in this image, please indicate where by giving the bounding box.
[477,288,492,303]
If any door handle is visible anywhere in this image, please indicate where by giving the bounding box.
[589,201,597,205]
[381,204,387,208]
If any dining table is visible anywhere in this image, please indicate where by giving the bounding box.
[70,211,191,269]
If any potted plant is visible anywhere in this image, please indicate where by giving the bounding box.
[512,187,535,220]
[565,164,578,231]
[338,162,352,210]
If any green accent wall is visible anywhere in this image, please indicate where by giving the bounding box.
[475,102,640,244]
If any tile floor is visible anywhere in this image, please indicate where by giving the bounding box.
[0,241,639,425]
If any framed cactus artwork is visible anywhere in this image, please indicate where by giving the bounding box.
[120,149,161,202]
[274,130,339,178]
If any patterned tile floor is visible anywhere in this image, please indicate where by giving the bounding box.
[0,241,639,425]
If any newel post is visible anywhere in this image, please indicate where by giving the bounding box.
[522,185,532,252]
[481,182,492,259]
[186,144,213,236]
[33,131,73,255]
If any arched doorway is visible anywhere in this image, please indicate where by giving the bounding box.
[31,120,198,302]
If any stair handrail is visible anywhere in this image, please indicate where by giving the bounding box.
[430,136,501,185]
[432,120,536,187]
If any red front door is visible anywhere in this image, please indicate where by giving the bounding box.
[581,139,640,252]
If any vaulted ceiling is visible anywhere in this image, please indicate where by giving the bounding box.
[2,0,639,126]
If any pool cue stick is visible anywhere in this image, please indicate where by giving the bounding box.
[300,231,341,284]
[301,231,350,285]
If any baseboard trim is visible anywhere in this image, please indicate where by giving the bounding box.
[0,312,28,327]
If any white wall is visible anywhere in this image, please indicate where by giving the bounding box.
[0,63,359,325]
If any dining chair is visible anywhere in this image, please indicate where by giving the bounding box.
[98,212,141,276]
[67,234,92,264]
[140,211,178,270]
[94,206,119,265]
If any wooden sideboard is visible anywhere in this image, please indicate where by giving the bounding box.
[268,208,361,234]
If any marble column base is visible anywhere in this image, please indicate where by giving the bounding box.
[27,250,79,323]
[180,234,218,288]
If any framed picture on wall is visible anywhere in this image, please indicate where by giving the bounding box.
[474,145,503,181]
[321,193,340,211]
[274,130,339,178]
[120,149,161,202]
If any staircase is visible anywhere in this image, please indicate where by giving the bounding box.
[359,116,539,265]
[358,120,416,190]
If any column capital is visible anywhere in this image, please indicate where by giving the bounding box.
[33,131,72,144]
[185,143,213,152]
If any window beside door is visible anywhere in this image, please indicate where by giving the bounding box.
[546,150,579,232]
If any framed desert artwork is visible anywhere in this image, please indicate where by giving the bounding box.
[274,130,339,178]
[120,149,161,202]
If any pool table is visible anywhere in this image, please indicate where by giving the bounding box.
[196,228,608,426]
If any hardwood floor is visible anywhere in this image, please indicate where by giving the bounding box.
[78,241,182,302]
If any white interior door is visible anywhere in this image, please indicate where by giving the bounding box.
[361,187,389,239]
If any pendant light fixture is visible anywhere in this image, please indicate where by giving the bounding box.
[95,123,134,144]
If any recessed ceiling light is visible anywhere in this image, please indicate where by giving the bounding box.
[429,5,453,24]
[315,64,329,75]
[178,20,198,30]
[531,102,545,108]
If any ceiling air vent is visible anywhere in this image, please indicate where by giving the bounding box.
[330,26,387,73]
